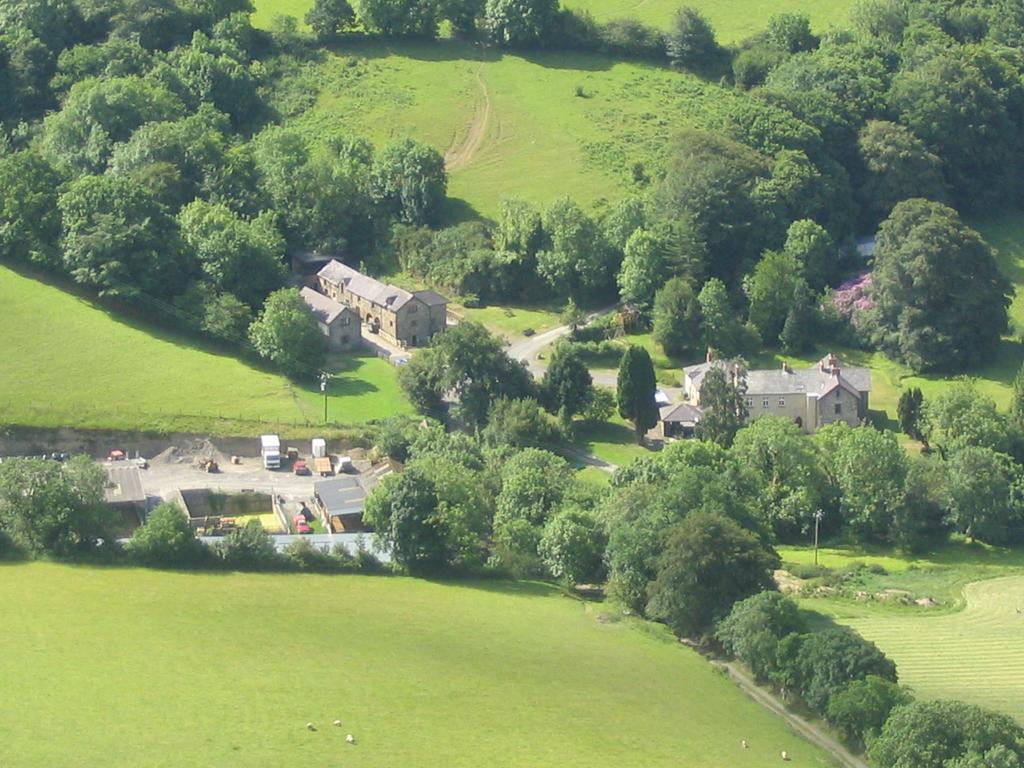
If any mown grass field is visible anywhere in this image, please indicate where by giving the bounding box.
[0,563,837,768]
[843,576,1024,723]
[252,0,856,41]
[778,544,1024,724]
[0,264,411,434]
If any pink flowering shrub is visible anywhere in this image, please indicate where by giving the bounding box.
[831,272,873,325]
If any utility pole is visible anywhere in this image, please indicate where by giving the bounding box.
[320,371,329,423]
[813,509,824,565]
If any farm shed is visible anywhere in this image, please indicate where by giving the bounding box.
[104,465,148,531]
[314,475,370,533]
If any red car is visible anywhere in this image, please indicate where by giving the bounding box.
[293,459,310,475]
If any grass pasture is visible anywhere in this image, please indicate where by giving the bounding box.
[847,577,1024,723]
[251,0,856,41]
[287,39,799,218]
[0,563,837,768]
[0,264,411,434]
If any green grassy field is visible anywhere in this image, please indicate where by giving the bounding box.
[286,39,794,218]
[252,0,856,41]
[778,545,1024,723]
[847,577,1024,723]
[0,264,411,434]
[0,563,837,768]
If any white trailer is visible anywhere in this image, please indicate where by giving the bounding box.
[311,438,327,459]
[260,434,281,469]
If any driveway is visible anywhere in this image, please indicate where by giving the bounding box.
[507,305,618,378]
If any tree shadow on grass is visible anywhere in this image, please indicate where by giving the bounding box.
[429,577,563,600]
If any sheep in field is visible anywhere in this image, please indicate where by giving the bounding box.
[781,750,790,761]
[346,734,355,744]
[333,720,342,727]
[306,723,317,732]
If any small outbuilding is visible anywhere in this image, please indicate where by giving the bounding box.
[301,287,361,352]
[314,475,370,533]
[104,465,148,531]
[658,402,703,440]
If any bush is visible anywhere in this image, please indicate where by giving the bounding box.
[282,538,342,571]
[218,520,281,570]
[127,503,209,568]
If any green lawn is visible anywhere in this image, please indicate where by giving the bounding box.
[455,302,564,337]
[0,563,837,768]
[778,544,1024,723]
[0,264,411,434]
[253,0,856,41]
[574,415,654,466]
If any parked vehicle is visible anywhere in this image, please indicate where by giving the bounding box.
[260,435,281,469]
[293,459,310,475]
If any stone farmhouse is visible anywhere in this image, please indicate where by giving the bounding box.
[678,352,871,434]
[317,260,447,348]
[300,287,361,352]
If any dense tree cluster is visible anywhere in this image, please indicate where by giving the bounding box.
[0,0,449,379]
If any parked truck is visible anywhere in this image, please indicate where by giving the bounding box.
[260,435,281,469]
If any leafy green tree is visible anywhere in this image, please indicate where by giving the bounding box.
[600,196,646,252]
[868,199,1010,372]
[733,45,789,89]
[888,51,1020,212]
[793,627,897,712]
[483,0,557,45]
[538,509,606,585]
[896,387,924,441]
[494,197,543,256]
[652,130,769,283]
[305,0,355,39]
[109,107,230,211]
[946,446,1023,545]
[201,291,253,342]
[247,288,325,378]
[892,458,950,553]
[353,0,438,36]
[816,423,908,541]
[0,456,117,558]
[652,277,702,357]
[0,149,62,267]
[170,33,258,127]
[731,416,829,540]
[849,0,908,44]
[695,364,748,448]
[482,397,559,449]
[617,227,668,308]
[783,219,835,291]
[870,700,1024,768]
[495,448,573,528]
[363,466,448,574]
[697,277,744,356]
[40,75,183,173]
[745,250,804,344]
[766,12,815,53]
[541,343,593,423]
[218,519,280,569]
[826,676,911,748]
[922,384,1016,457]
[646,511,780,637]
[779,281,818,355]
[616,345,658,442]
[1012,362,1024,430]
[856,120,946,227]
[715,591,805,681]
[399,321,532,426]
[59,173,188,299]
[665,6,720,70]
[537,197,613,301]
[178,200,286,307]
[371,138,447,225]
[128,502,208,567]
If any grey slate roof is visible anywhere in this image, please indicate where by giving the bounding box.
[300,287,351,325]
[683,355,871,398]
[318,260,416,311]
[104,466,146,505]
[315,475,368,518]
[414,289,448,307]
[660,402,704,423]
